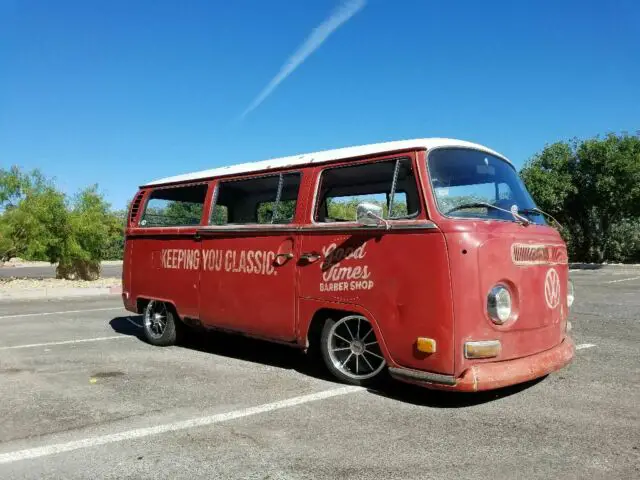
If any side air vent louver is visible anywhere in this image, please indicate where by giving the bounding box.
[128,191,145,226]
[511,243,568,265]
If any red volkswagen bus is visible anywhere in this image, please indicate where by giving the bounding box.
[122,138,575,392]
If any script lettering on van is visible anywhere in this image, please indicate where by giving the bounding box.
[160,249,277,276]
[319,243,374,292]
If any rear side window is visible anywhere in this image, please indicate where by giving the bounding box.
[315,158,419,222]
[140,184,208,227]
[210,173,301,225]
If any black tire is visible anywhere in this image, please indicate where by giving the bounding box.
[319,315,387,387]
[142,300,178,347]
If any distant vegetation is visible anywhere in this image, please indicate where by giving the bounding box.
[0,167,124,279]
[521,133,640,263]
[1,133,638,279]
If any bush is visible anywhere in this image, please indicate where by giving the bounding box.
[604,219,640,263]
[0,167,125,278]
[521,134,640,263]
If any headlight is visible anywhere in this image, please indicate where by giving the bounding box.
[567,279,575,308]
[487,285,512,324]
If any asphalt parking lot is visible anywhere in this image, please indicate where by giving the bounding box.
[0,269,638,479]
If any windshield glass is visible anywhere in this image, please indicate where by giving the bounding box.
[428,148,545,224]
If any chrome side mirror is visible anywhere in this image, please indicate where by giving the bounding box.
[356,202,384,226]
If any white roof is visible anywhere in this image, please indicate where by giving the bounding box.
[144,137,510,187]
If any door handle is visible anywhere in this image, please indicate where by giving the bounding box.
[274,251,294,267]
[300,252,321,263]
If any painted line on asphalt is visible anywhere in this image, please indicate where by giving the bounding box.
[604,276,640,284]
[576,343,597,350]
[0,386,363,464]
[0,307,123,320]
[125,317,142,328]
[0,336,132,351]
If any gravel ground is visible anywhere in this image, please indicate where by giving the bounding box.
[0,277,121,301]
[0,261,122,280]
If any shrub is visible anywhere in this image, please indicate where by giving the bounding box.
[0,167,125,278]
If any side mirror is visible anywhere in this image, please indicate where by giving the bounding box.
[356,202,384,226]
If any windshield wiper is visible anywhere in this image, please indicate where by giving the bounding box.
[446,202,531,226]
[518,207,563,229]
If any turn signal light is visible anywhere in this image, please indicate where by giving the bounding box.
[464,340,501,359]
[416,337,436,353]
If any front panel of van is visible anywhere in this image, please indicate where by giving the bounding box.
[423,148,570,378]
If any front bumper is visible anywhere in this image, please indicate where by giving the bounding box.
[389,336,575,392]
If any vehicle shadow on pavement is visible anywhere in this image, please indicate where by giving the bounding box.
[109,315,544,408]
[369,376,546,408]
[108,315,336,383]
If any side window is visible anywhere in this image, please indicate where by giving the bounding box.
[210,173,301,225]
[315,158,419,222]
[140,184,207,227]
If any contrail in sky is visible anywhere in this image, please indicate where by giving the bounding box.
[238,0,366,120]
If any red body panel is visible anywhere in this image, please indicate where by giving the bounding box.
[128,230,201,319]
[297,227,455,375]
[199,231,297,341]
[122,146,574,392]
[389,337,574,392]
[439,221,569,377]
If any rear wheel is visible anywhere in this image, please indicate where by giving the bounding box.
[142,300,178,346]
[320,314,386,386]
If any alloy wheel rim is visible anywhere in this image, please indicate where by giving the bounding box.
[327,315,386,380]
[144,301,168,339]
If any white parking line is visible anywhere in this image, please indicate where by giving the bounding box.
[0,336,132,351]
[0,386,363,464]
[0,307,123,320]
[605,276,640,284]
[576,343,597,350]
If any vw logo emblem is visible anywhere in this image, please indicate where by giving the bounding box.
[544,268,561,309]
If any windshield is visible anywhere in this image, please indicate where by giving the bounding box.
[428,148,545,224]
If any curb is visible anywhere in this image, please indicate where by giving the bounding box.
[0,261,123,269]
[0,285,122,302]
[569,263,640,270]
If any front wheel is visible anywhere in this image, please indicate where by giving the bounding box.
[320,315,387,386]
[143,300,178,346]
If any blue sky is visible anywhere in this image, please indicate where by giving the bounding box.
[1,0,638,209]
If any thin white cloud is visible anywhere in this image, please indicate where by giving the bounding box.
[238,0,366,120]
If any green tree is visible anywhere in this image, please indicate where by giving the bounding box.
[0,166,29,208]
[521,133,640,262]
[166,201,203,225]
[103,208,126,260]
[55,185,119,279]
[0,167,67,263]
[142,201,203,226]
[257,200,297,223]
[1,166,125,277]
[325,197,409,221]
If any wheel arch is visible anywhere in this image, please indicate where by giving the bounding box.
[298,299,393,364]
[136,296,181,321]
